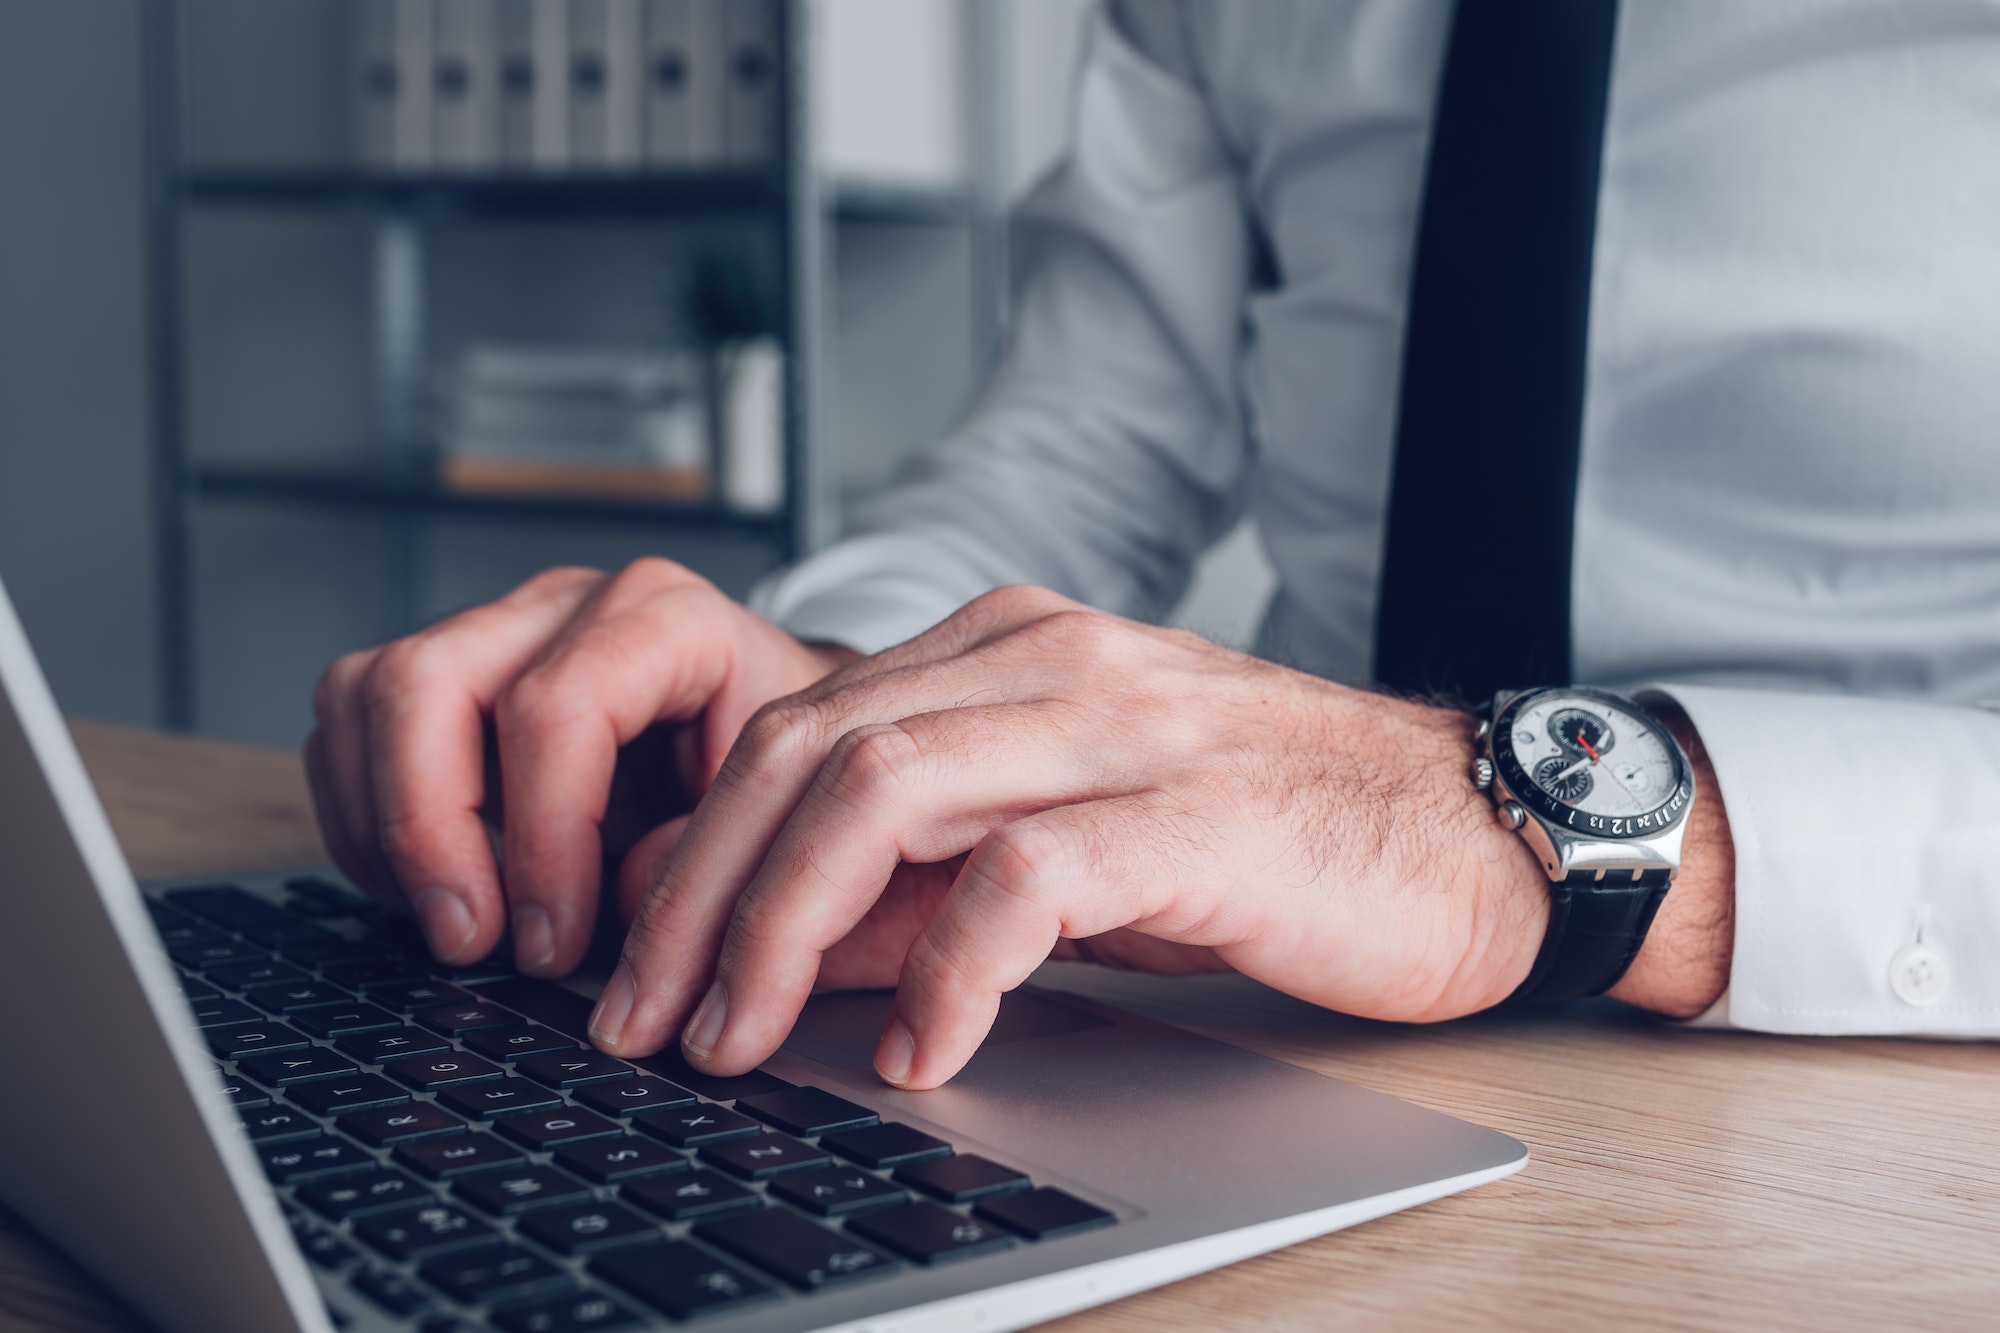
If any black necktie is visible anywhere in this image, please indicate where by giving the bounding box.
[1372,0,1621,704]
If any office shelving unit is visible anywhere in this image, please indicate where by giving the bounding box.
[141,0,1009,733]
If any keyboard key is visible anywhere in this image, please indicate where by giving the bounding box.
[168,884,293,929]
[495,1106,621,1151]
[187,997,260,1028]
[491,1289,645,1332]
[416,1002,521,1036]
[214,1074,270,1109]
[381,1051,503,1091]
[700,1131,830,1181]
[452,1165,591,1216]
[517,1050,636,1090]
[245,983,357,1016]
[205,1021,308,1058]
[768,1166,907,1217]
[589,1240,775,1321]
[339,1100,466,1146]
[736,1086,879,1137]
[207,958,309,991]
[551,1136,686,1185]
[821,1121,953,1169]
[337,1026,451,1064]
[239,1048,359,1086]
[298,1167,430,1219]
[172,940,269,971]
[516,1200,659,1256]
[237,919,339,950]
[178,974,220,1002]
[353,1201,495,1260]
[848,1199,1015,1264]
[477,979,791,1102]
[695,1207,896,1291]
[351,1266,432,1317]
[975,1186,1117,1240]
[894,1154,1031,1203]
[289,1001,400,1038]
[240,1105,319,1143]
[395,1132,527,1179]
[281,937,397,966]
[287,1073,410,1116]
[294,1225,361,1271]
[368,980,472,1012]
[463,1025,579,1062]
[573,1077,692,1116]
[155,920,225,951]
[621,1169,759,1223]
[259,1133,374,1183]
[324,959,425,991]
[419,1242,568,1305]
[438,1080,563,1119]
[632,1103,760,1148]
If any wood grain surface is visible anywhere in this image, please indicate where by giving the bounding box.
[1,721,1993,1331]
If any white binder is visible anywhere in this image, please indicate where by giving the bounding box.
[569,0,644,170]
[357,0,436,172]
[498,0,570,171]
[434,0,501,171]
[642,0,724,167]
[721,0,777,164]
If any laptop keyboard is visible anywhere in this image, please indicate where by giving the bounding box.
[148,878,1116,1331]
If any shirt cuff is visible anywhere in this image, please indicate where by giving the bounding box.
[746,531,999,656]
[1642,682,2000,1037]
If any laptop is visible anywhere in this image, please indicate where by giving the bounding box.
[0,576,1525,1333]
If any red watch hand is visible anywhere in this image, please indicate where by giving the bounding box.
[1576,733,1602,762]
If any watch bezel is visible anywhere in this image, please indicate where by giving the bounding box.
[1490,686,1694,841]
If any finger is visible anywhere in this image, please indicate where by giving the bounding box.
[671,701,1133,1073]
[496,561,742,978]
[592,610,1132,1057]
[614,814,692,925]
[883,792,1200,1089]
[361,567,600,963]
[307,652,399,906]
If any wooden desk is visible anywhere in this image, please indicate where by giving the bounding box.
[2,721,1994,1331]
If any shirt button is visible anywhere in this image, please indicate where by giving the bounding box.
[1889,944,1949,1006]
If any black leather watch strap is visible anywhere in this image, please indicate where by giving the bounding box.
[1508,868,1673,1005]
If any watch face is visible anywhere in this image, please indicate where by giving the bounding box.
[1492,687,1693,839]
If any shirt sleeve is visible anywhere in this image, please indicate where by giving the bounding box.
[751,1,1252,654]
[1647,683,2000,1037]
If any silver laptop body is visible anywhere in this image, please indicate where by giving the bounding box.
[0,576,1526,1333]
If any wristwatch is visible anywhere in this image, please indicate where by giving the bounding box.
[1472,686,1696,1005]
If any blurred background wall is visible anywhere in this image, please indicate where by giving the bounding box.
[0,0,1271,748]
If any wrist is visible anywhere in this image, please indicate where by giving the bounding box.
[1602,702,1735,1018]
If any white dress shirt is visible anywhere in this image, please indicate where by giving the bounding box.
[754,0,2000,1037]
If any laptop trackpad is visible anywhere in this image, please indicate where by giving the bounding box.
[783,989,1111,1070]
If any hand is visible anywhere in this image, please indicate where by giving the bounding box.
[304,558,855,976]
[586,585,1566,1090]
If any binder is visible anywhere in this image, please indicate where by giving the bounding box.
[434,0,501,171]
[569,0,644,170]
[500,0,571,172]
[356,0,435,172]
[498,0,539,167]
[721,0,776,164]
[642,0,724,167]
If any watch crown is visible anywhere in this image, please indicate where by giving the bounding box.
[1497,800,1527,831]
[1474,717,1492,742]
[1471,757,1495,791]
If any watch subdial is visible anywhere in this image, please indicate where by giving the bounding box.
[1611,761,1653,796]
[1535,755,1593,804]
[1548,708,1614,758]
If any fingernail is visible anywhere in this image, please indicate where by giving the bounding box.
[590,962,636,1049]
[413,889,475,962]
[875,1017,914,1088]
[682,980,729,1059]
[513,903,555,974]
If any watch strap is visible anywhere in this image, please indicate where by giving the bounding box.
[1508,868,1673,1005]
